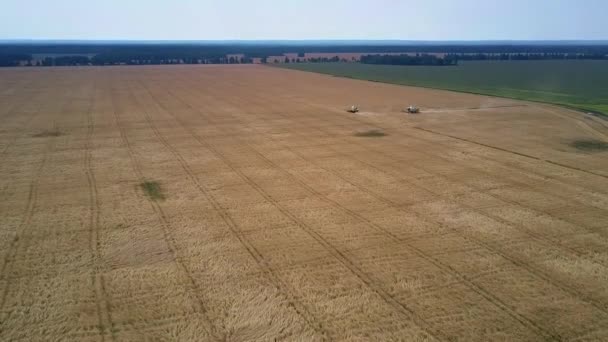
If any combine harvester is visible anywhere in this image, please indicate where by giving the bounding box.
[347,104,420,114]
[405,105,420,114]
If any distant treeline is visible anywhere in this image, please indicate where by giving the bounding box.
[3,43,608,55]
[447,53,608,61]
[0,54,32,66]
[1,43,607,67]
[361,54,457,66]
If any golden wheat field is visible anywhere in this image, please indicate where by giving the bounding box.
[1,64,608,341]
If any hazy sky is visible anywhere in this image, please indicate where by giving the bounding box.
[1,0,606,40]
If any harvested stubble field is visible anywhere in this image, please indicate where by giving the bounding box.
[0,64,608,341]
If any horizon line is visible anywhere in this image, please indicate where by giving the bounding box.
[2,39,608,43]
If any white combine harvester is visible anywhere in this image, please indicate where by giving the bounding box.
[347,105,359,113]
[405,105,420,114]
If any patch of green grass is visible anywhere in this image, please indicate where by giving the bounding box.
[140,181,166,200]
[280,60,608,116]
[570,139,608,152]
[355,129,387,137]
[32,130,62,137]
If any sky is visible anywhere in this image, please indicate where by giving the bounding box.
[1,0,606,41]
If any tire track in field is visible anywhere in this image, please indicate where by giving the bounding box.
[150,84,453,342]
[109,85,222,341]
[413,126,608,180]
[132,81,332,341]
[0,119,60,317]
[84,85,115,342]
[181,88,560,341]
